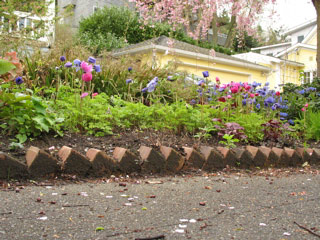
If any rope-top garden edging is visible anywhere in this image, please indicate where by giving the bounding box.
[0,145,319,179]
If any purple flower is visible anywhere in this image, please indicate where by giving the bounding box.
[60,56,66,62]
[88,56,96,64]
[15,76,23,85]
[142,87,148,93]
[128,67,132,72]
[265,96,275,105]
[190,99,197,105]
[167,76,174,81]
[202,71,209,78]
[94,64,101,73]
[298,89,305,95]
[64,62,72,68]
[279,112,288,118]
[256,103,260,110]
[242,99,247,106]
[126,79,133,84]
[280,117,285,121]
[74,59,81,66]
[197,79,205,86]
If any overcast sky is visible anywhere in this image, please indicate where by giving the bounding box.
[259,0,316,30]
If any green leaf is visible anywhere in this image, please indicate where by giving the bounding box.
[95,227,105,231]
[0,59,16,75]
[32,116,49,132]
[16,134,27,143]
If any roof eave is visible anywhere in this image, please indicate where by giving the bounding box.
[113,45,270,72]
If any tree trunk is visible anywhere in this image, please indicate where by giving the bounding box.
[211,11,218,45]
[312,0,320,77]
[224,15,236,48]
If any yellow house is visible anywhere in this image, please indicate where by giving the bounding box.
[252,19,317,84]
[233,52,304,90]
[112,36,271,85]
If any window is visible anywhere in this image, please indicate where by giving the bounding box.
[309,56,313,61]
[297,35,304,43]
[304,72,311,84]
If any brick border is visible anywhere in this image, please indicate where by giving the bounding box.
[0,145,319,179]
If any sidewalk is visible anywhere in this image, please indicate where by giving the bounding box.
[1,170,320,239]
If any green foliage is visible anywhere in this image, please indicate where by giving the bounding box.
[219,134,239,148]
[306,111,320,141]
[78,6,232,54]
[0,59,16,75]
[0,85,63,143]
[231,113,264,143]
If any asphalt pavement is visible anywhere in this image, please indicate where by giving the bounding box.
[1,170,320,240]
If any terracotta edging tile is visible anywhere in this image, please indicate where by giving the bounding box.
[0,152,28,179]
[182,147,205,170]
[58,146,91,175]
[86,148,116,176]
[160,146,184,172]
[113,147,141,173]
[26,146,59,177]
[200,146,224,171]
[139,146,165,173]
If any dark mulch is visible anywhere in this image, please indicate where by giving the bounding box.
[1,129,319,164]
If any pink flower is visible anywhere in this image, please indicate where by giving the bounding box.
[92,92,98,98]
[227,95,232,99]
[81,92,89,98]
[216,77,220,82]
[304,103,309,108]
[82,72,92,82]
[301,108,306,112]
[80,61,92,73]
[231,86,238,93]
[250,93,255,98]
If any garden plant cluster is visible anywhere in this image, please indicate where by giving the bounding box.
[0,50,320,150]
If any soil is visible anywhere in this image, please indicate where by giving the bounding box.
[1,128,320,164]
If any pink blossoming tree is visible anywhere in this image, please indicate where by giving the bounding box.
[130,0,277,48]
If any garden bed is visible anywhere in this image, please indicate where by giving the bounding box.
[1,129,319,165]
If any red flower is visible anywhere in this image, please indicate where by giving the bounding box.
[255,93,259,96]
[218,97,226,102]
[276,91,280,96]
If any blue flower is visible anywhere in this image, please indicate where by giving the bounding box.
[252,81,259,88]
[265,82,270,86]
[60,56,66,62]
[242,99,247,106]
[146,77,158,92]
[306,87,316,92]
[288,119,294,125]
[202,71,209,78]
[190,99,197,105]
[142,87,148,93]
[15,76,23,85]
[218,87,225,92]
[74,59,81,66]
[265,96,275,105]
[280,117,285,121]
[128,67,132,72]
[256,103,260,110]
[126,79,133,84]
[279,112,288,118]
[88,56,96,64]
[208,97,212,101]
[197,79,205,86]
[271,105,276,111]
[64,62,72,68]
[94,64,101,72]
[298,89,305,94]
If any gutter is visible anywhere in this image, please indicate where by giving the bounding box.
[113,45,271,72]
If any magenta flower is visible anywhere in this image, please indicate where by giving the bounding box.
[80,61,92,73]
[92,92,98,97]
[81,92,89,98]
[82,72,92,82]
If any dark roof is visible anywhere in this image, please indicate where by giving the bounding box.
[113,36,268,68]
